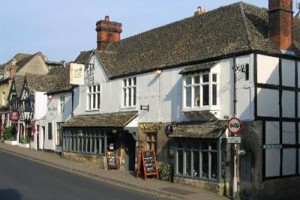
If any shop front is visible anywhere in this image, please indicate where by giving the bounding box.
[62,112,138,170]
[169,120,227,193]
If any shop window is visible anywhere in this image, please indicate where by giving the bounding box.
[175,139,220,181]
[146,132,157,153]
[63,128,106,155]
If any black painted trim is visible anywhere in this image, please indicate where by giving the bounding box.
[254,54,258,119]
[279,58,283,177]
[262,121,266,181]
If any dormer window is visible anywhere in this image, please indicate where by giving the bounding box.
[183,72,218,110]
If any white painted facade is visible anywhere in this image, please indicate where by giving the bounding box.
[39,91,73,151]
[70,53,257,123]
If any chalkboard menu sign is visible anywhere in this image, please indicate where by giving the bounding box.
[107,151,118,170]
[136,150,158,180]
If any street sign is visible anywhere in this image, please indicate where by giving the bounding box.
[227,117,242,134]
[227,136,241,144]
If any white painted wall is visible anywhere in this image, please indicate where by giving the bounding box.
[39,91,73,151]
[257,55,279,85]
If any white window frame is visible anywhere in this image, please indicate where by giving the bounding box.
[122,77,136,108]
[59,96,65,113]
[87,84,100,111]
[183,72,219,111]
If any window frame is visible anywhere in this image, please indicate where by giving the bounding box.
[122,77,137,108]
[174,139,221,182]
[183,71,219,111]
[86,84,101,111]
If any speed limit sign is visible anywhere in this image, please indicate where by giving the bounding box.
[227,117,242,134]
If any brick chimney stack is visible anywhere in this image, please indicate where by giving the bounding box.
[96,16,122,51]
[9,58,17,79]
[268,0,293,51]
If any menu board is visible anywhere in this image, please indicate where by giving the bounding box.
[107,151,118,170]
[137,150,158,180]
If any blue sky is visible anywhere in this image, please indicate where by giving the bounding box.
[0,0,273,63]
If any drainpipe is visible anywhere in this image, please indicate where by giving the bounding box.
[232,55,238,200]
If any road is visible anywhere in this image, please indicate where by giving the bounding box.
[0,151,166,200]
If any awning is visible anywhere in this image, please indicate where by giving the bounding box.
[63,111,138,128]
[169,120,227,139]
[179,61,219,74]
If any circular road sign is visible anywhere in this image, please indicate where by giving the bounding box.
[227,117,242,134]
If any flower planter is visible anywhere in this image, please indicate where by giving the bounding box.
[4,140,18,146]
[19,143,30,148]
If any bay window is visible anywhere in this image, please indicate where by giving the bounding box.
[183,72,218,109]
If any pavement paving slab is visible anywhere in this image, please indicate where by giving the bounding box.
[0,143,229,200]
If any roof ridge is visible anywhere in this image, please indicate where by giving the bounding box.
[239,2,253,50]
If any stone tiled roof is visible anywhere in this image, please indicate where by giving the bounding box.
[96,2,286,79]
[169,120,227,138]
[63,111,138,128]
[25,73,63,93]
[13,75,25,98]
[73,51,93,64]
[0,53,31,69]
[46,65,74,94]
[180,61,219,74]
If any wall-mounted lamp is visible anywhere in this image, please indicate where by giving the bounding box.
[153,70,162,76]
[140,105,149,111]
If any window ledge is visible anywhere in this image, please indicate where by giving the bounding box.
[120,107,137,111]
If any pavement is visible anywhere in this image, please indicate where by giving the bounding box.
[0,143,229,200]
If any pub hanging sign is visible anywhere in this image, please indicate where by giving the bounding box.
[9,111,19,121]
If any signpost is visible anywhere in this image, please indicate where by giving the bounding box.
[227,117,242,200]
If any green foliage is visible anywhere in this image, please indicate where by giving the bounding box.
[2,126,14,141]
[158,162,173,182]
[20,135,30,144]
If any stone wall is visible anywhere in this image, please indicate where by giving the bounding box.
[62,152,106,169]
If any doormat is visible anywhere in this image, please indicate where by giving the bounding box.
[161,187,196,195]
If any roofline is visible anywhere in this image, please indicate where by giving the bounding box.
[107,49,300,80]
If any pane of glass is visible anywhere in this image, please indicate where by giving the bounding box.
[213,84,217,105]
[201,141,209,150]
[186,151,191,177]
[128,78,132,86]
[129,88,132,106]
[133,77,136,85]
[93,94,96,109]
[194,86,200,107]
[211,142,218,150]
[97,93,100,109]
[203,74,209,83]
[97,85,100,91]
[193,151,200,177]
[123,79,127,87]
[185,76,191,85]
[178,150,183,175]
[93,85,96,92]
[202,152,208,178]
[133,87,136,106]
[185,87,192,107]
[213,74,217,82]
[194,75,200,84]
[123,89,127,106]
[202,85,209,106]
[211,152,218,179]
